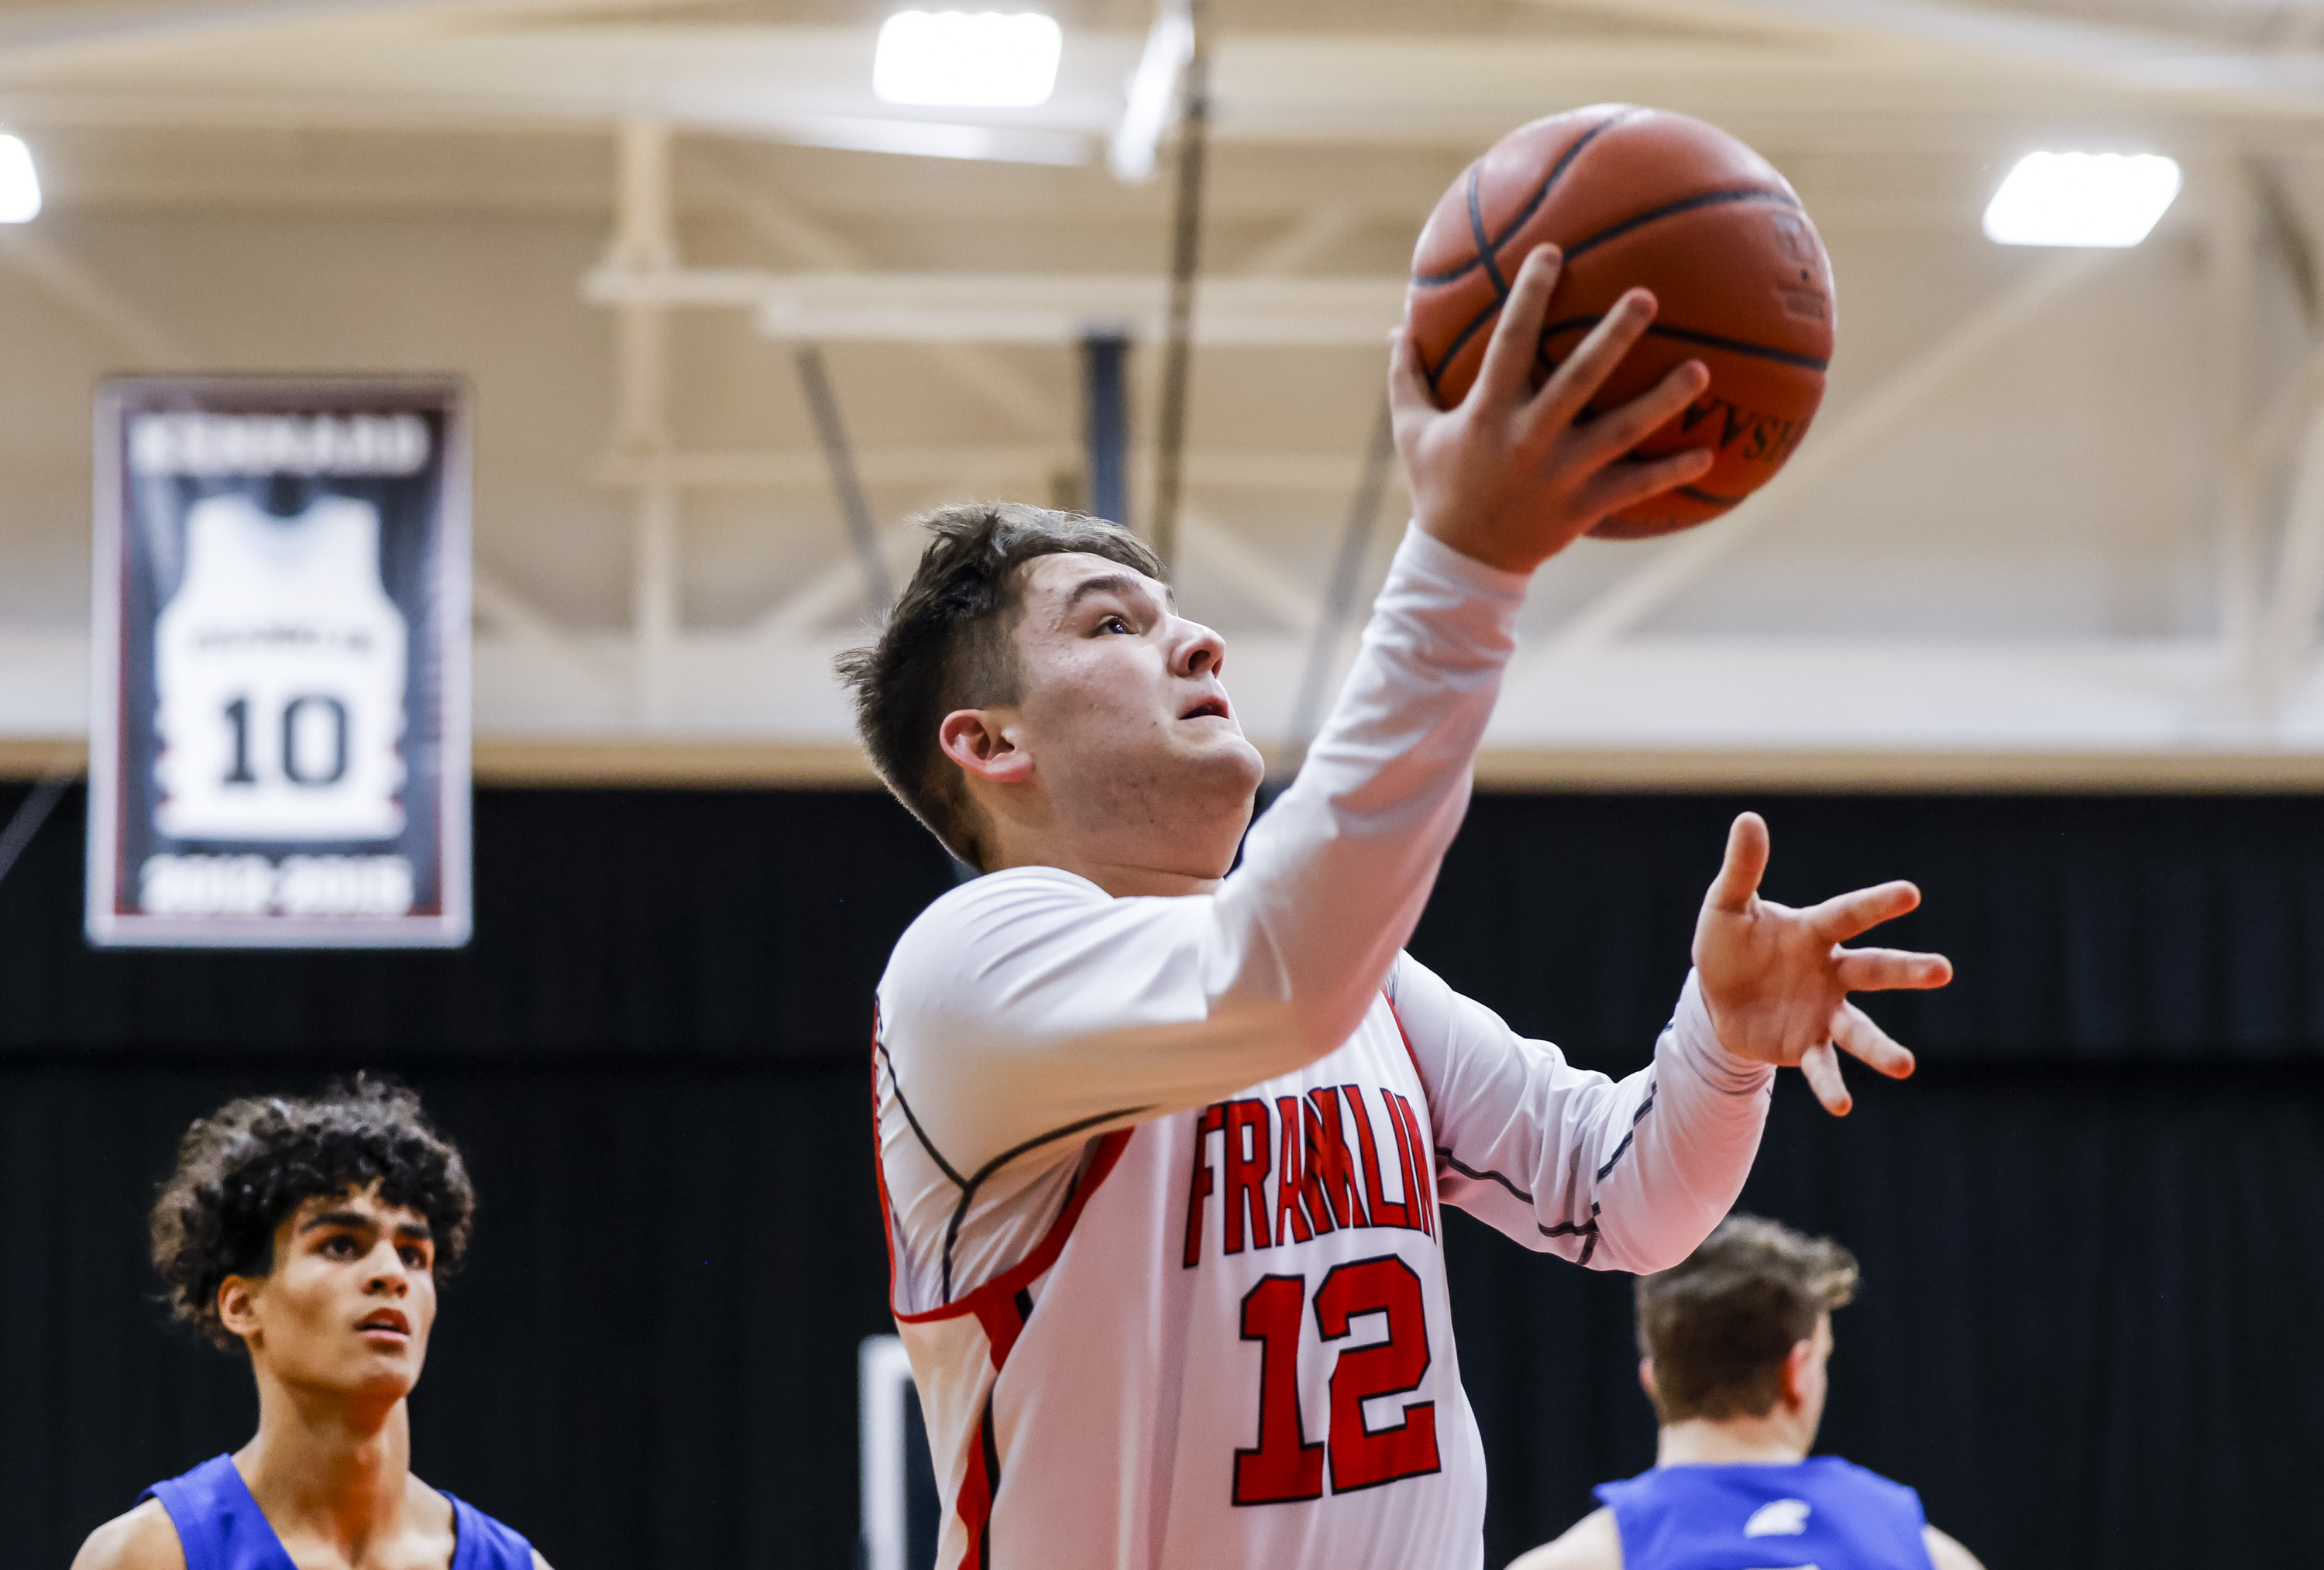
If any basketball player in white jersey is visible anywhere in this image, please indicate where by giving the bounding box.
[839,246,1953,1569]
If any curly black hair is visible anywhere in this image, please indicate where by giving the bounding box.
[150,1075,476,1350]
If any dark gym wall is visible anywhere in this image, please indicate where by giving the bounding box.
[2,786,2318,1569]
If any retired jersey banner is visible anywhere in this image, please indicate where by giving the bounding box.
[88,377,471,947]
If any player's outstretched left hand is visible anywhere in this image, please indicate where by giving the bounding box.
[1691,811,1952,1115]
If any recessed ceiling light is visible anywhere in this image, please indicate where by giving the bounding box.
[0,136,40,224]
[1982,152,2181,248]
[874,11,1063,109]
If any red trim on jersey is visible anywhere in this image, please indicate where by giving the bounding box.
[893,1127,1134,1355]
[1383,991,1443,1235]
[1384,987,1428,1088]
[955,1396,1000,1570]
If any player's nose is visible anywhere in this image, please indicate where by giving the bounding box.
[1172,617,1226,679]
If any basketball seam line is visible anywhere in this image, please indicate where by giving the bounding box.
[1538,314,1831,373]
[1561,185,1803,262]
[1419,175,1813,393]
[1466,164,1509,304]
[1410,107,1636,289]
[1416,110,1638,393]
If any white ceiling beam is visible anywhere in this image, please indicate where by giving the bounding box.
[694,160,1067,434]
[1241,204,1365,278]
[0,0,473,62]
[751,519,927,644]
[582,266,1404,345]
[0,226,193,364]
[9,610,2324,775]
[591,446,1394,493]
[1181,511,1321,631]
[14,20,2312,153]
[1642,0,2324,106]
[472,566,624,692]
[751,273,1401,346]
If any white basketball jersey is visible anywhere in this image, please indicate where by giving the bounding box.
[153,493,408,841]
[868,527,1771,1569]
[881,995,1487,1568]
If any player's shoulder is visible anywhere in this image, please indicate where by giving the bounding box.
[896,864,1107,943]
[882,865,1153,989]
[1922,1524,1985,1570]
[1506,1504,1622,1570]
[1807,1452,1925,1506]
[70,1499,187,1570]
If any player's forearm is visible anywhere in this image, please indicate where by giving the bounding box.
[1211,524,1525,1057]
[1583,973,1773,1274]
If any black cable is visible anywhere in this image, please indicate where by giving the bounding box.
[0,755,77,894]
[1280,396,1397,776]
[795,342,892,615]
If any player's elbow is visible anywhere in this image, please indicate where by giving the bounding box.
[1580,1209,1719,1276]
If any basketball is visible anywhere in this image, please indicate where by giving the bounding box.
[1406,105,1836,539]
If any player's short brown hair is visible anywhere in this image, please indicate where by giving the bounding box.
[150,1076,476,1350]
[836,500,1163,869]
[1635,1213,1859,1424]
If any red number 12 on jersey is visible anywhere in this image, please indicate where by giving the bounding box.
[1232,1254,1442,1505]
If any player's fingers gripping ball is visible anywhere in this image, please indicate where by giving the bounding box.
[1405,105,1836,539]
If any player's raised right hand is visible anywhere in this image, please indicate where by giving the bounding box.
[1388,242,1713,576]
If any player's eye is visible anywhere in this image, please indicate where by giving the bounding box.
[398,1245,430,1270]
[1098,614,1132,635]
[321,1234,359,1259]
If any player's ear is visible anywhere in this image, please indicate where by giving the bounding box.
[1637,1358,1658,1402]
[217,1275,264,1344]
[1779,1337,1816,1409]
[940,709,1033,786]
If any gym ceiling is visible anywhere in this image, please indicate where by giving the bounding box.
[5,0,2324,786]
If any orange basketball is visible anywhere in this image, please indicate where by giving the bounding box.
[1406,105,1835,539]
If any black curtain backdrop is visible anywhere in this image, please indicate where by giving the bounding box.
[2,786,2319,1569]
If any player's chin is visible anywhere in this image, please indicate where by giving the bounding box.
[1184,727,1264,780]
[339,1359,423,1402]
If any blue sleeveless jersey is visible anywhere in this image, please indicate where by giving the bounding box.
[142,1454,536,1570]
[1593,1456,1934,1570]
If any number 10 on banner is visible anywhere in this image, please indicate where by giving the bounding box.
[88,378,471,948]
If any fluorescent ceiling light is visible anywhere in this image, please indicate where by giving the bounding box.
[1982,152,2181,247]
[874,11,1063,108]
[0,135,40,224]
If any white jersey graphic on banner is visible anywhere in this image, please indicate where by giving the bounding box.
[153,493,409,841]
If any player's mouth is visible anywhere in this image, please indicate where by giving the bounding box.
[356,1308,410,1342]
[1180,696,1231,722]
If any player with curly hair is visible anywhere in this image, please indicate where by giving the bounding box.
[70,1076,550,1570]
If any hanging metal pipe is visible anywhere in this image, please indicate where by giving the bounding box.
[1081,332,1130,525]
[795,342,893,615]
[1281,397,1396,775]
[1148,0,1208,571]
